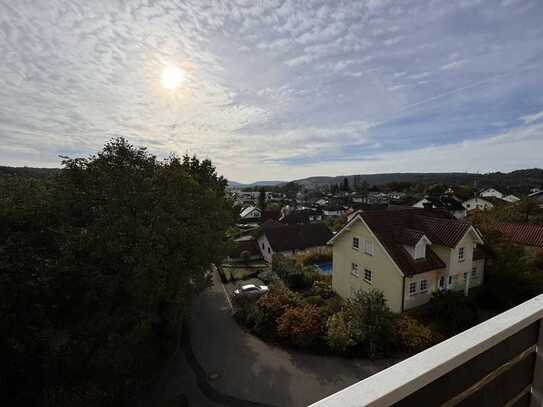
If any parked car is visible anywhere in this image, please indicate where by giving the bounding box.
[232,284,269,299]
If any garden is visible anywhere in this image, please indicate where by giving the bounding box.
[230,253,478,358]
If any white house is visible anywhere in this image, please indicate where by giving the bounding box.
[328,208,485,312]
[463,197,495,212]
[502,194,520,203]
[480,188,503,199]
[240,206,262,219]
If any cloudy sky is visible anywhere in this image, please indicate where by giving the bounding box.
[1,0,542,183]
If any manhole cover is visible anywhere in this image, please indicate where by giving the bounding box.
[208,371,221,381]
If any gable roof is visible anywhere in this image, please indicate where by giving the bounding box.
[493,223,543,248]
[329,208,482,277]
[419,195,465,212]
[240,206,261,218]
[257,222,332,252]
[396,228,428,246]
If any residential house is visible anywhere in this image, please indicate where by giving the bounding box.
[480,188,504,199]
[255,222,332,263]
[492,223,543,254]
[463,196,511,212]
[502,194,520,203]
[328,208,485,312]
[322,206,346,217]
[279,209,323,224]
[240,205,262,220]
[529,190,543,208]
[413,195,467,219]
[228,238,262,262]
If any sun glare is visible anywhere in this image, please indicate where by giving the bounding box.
[161,66,185,91]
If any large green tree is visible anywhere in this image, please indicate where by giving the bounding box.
[0,138,233,406]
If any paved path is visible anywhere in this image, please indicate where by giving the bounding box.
[190,271,398,407]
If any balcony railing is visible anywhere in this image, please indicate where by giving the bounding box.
[310,294,543,407]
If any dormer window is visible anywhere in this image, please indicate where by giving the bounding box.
[414,240,426,259]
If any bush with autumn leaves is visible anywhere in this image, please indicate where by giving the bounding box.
[236,284,443,357]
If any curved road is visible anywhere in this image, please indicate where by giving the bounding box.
[185,271,398,407]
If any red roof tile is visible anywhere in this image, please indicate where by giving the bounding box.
[494,223,543,248]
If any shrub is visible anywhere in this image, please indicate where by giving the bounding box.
[277,304,322,346]
[250,286,301,339]
[304,295,325,306]
[272,254,300,279]
[423,291,479,336]
[347,289,396,357]
[395,315,436,352]
[326,311,355,353]
[258,270,280,284]
[313,280,333,299]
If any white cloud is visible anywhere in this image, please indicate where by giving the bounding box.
[520,109,543,124]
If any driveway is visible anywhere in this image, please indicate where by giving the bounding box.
[189,270,399,407]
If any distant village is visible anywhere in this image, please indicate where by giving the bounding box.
[225,177,543,311]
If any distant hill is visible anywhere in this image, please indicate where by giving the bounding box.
[227,180,286,189]
[229,169,543,195]
[4,165,542,195]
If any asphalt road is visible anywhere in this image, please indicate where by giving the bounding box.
[188,271,397,407]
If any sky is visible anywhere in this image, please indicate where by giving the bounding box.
[1,0,542,183]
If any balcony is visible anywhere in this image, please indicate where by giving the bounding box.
[310,294,543,407]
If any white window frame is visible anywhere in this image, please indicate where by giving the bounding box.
[351,262,360,277]
[364,239,374,256]
[420,279,428,292]
[409,282,417,295]
[463,272,468,282]
[364,269,372,283]
[352,237,359,250]
[458,247,465,262]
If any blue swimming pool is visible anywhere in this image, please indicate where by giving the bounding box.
[313,261,332,274]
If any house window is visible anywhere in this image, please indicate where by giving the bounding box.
[439,276,445,289]
[353,237,359,249]
[458,247,465,262]
[364,269,372,282]
[267,247,270,254]
[409,282,417,295]
[420,280,428,291]
[448,275,453,287]
[463,272,468,282]
[262,243,265,250]
[364,239,374,256]
[472,267,477,279]
[351,263,359,277]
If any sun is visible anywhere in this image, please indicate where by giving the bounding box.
[161,66,186,91]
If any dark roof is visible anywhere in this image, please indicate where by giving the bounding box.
[229,239,261,258]
[258,222,332,252]
[357,209,456,276]
[396,228,426,246]
[416,215,472,247]
[262,209,280,221]
[422,195,465,212]
[493,223,543,248]
[280,209,323,224]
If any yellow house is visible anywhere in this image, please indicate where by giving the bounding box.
[328,209,485,312]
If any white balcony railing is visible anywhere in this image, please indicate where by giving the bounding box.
[310,294,543,407]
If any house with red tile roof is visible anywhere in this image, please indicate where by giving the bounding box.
[328,208,485,312]
[493,223,543,250]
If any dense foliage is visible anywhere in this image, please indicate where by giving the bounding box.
[0,138,233,406]
[277,304,322,346]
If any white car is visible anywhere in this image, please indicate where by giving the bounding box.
[233,284,269,299]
